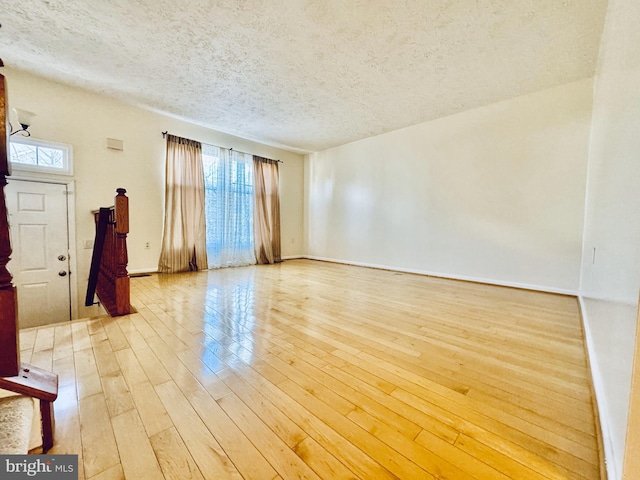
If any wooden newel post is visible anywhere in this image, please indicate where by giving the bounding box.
[114,188,130,316]
[86,188,131,316]
[0,72,20,377]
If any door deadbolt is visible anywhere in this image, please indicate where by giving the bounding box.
[58,255,67,261]
[58,271,67,277]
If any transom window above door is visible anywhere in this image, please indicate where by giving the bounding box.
[9,137,73,176]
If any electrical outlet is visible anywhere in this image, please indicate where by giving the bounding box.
[83,239,94,249]
[144,241,150,250]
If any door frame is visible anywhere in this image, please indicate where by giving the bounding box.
[7,174,78,321]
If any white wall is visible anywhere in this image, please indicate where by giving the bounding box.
[3,67,305,318]
[306,78,594,293]
[579,0,640,303]
[578,0,640,477]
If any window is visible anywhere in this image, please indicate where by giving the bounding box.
[202,145,255,268]
[9,137,73,176]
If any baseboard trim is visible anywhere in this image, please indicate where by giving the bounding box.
[301,255,579,296]
[578,296,616,480]
[129,259,311,274]
[128,268,158,275]
[128,257,580,297]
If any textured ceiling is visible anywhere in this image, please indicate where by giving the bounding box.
[0,1,607,152]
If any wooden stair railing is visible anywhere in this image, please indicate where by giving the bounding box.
[0,71,18,378]
[0,71,59,453]
[85,188,131,316]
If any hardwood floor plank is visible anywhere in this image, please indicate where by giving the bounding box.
[131,345,172,386]
[270,345,423,440]
[278,378,434,479]
[278,332,397,394]
[92,338,121,377]
[19,328,37,354]
[30,347,53,371]
[87,464,123,480]
[146,334,233,401]
[74,348,102,399]
[129,381,173,437]
[292,436,359,480]
[218,369,309,449]
[319,362,460,444]
[233,365,399,480]
[119,320,149,351]
[217,392,321,480]
[50,381,83,478]
[392,387,598,470]
[101,371,135,418]
[53,324,74,360]
[337,344,596,466]
[102,318,130,352]
[129,311,158,339]
[259,352,356,415]
[464,387,597,442]
[79,393,119,478]
[86,319,107,338]
[115,348,151,387]
[71,322,92,352]
[111,409,164,479]
[34,326,55,352]
[53,353,77,387]
[454,433,558,480]
[154,381,243,480]
[150,427,204,480]
[176,373,279,480]
[347,407,498,480]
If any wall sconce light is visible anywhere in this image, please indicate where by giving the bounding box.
[9,108,36,137]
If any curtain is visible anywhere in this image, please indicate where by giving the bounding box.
[158,135,208,273]
[253,156,281,264]
[203,145,256,268]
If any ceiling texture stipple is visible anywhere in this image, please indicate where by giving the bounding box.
[0,0,607,152]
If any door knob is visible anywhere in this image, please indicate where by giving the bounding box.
[58,271,67,277]
[58,255,67,261]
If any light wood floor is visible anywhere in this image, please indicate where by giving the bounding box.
[18,259,601,479]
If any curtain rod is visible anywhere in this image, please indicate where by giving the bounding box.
[162,131,283,163]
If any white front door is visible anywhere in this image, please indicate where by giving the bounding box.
[5,179,71,328]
